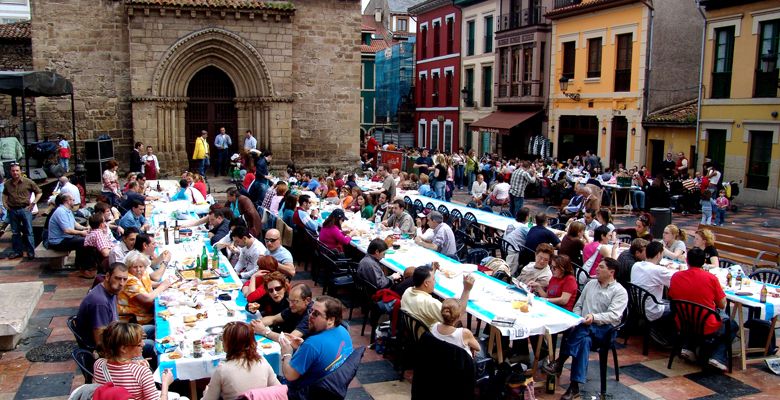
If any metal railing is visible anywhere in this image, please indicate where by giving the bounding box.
[496,6,548,31]
[497,80,544,100]
[554,0,582,9]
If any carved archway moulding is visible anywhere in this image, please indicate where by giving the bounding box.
[152,27,275,99]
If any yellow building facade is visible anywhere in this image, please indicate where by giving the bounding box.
[700,0,780,207]
[547,0,652,169]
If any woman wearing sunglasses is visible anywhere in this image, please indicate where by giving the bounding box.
[244,270,290,316]
[202,321,280,400]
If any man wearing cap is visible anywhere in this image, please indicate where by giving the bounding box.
[414,210,457,259]
[382,199,415,236]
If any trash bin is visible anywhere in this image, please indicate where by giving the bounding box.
[650,207,671,239]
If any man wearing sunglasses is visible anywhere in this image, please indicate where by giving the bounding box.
[280,295,353,386]
[251,283,313,341]
[264,229,295,277]
[2,164,42,260]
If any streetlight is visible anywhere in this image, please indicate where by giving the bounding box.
[558,76,580,101]
[461,86,471,107]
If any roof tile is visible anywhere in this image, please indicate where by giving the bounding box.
[0,21,31,40]
[125,0,295,11]
[645,99,698,125]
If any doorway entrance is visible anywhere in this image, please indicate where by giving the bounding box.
[185,66,238,171]
[650,139,665,176]
[558,115,598,161]
[610,116,628,169]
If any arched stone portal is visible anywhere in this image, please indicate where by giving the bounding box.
[144,28,282,170]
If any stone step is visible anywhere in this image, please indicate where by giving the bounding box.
[0,281,44,350]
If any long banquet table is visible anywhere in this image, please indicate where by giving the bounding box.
[147,196,281,398]
[403,193,520,232]
[332,209,582,365]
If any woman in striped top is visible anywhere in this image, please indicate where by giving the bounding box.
[93,321,177,400]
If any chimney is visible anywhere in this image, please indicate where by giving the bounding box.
[375,7,382,22]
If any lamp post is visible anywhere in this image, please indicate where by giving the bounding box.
[461,86,471,107]
[559,76,581,101]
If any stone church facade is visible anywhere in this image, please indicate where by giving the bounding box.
[30,0,361,172]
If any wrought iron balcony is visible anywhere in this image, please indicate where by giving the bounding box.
[495,80,545,105]
[496,6,548,31]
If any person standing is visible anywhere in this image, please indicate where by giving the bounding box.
[192,130,210,178]
[255,151,273,203]
[413,148,434,177]
[661,153,676,180]
[140,145,159,180]
[243,130,257,152]
[57,134,71,172]
[2,164,42,260]
[508,161,536,217]
[365,132,379,169]
[129,141,143,174]
[214,127,232,177]
[676,152,689,179]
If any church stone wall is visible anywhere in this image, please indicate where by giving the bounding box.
[30,0,132,163]
[290,0,361,170]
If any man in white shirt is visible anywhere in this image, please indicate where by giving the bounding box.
[229,226,267,281]
[243,130,257,152]
[50,176,81,208]
[109,227,139,265]
[630,241,675,321]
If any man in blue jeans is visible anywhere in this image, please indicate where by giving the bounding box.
[544,258,628,400]
[2,164,42,260]
[508,161,536,216]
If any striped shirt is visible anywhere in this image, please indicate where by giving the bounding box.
[509,168,536,198]
[93,358,160,400]
[85,229,113,252]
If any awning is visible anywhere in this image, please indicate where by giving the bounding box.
[0,71,73,97]
[470,111,540,135]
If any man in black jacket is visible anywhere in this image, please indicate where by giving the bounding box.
[129,141,143,173]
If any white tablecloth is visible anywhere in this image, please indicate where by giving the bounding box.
[404,194,518,231]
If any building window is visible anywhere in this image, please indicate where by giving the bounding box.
[421,26,428,59]
[445,70,454,106]
[432,71,440,106]
[614,33,632,92]
[587,37,602,78]
[499,49,510,97]
[746,130,772,190]
[484,16,493,53]
[464,68,474,106]
[562,41,576,80]
[466,20,475,56]
[362,32,372,46]
[418,121,427,148]
[433,21,441,57]
[446,17,454,54]
[397,17,408,32]
[431,121,440,151]
[482,66,492,107]
[362,60,374,90]
[522,48,533,96]
[512,47,522,96]
[755,20,779,98]
[420,75,427,107]
[444,121,453,153]
[711,26,734,99]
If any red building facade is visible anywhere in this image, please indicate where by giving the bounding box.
[410,0,461,153]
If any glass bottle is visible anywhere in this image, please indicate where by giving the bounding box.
[173,220,180,244]
[760,283,768,304]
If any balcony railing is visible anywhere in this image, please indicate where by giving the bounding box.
[614,69,631,92]
[496,6,548,31]
[554,0,582,9]
[754,70,778,98]
[496,80,544,102]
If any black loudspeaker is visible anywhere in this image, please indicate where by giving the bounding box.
[85,159,114,183]
[29,168,48,181]
[84,138,114,161]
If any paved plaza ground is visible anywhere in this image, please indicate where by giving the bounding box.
[1,180,779,400]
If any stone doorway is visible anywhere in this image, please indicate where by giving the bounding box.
[185,66,238,172]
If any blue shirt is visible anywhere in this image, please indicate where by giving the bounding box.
[48,205,76,245]
[296,209,320,232]
[215,133,232,150]
[306,178,320,192]
[524,226,561,253]
[118,210,146,230]
[289,325,353,386]
[267,246,293,265]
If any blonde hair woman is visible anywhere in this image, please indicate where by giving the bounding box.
[94,322,179,400]
[661,224,687,262]
[693,228,719,269]
[118,251,172,324]
[430,298,481,358]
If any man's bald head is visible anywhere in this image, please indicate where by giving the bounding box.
[264,229,282,250]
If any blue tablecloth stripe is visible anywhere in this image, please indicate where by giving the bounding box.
[726,290,775,321]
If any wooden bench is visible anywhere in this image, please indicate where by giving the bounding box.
[697,224,780,270]
[34,242,72,269]
[0,281,44,350]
